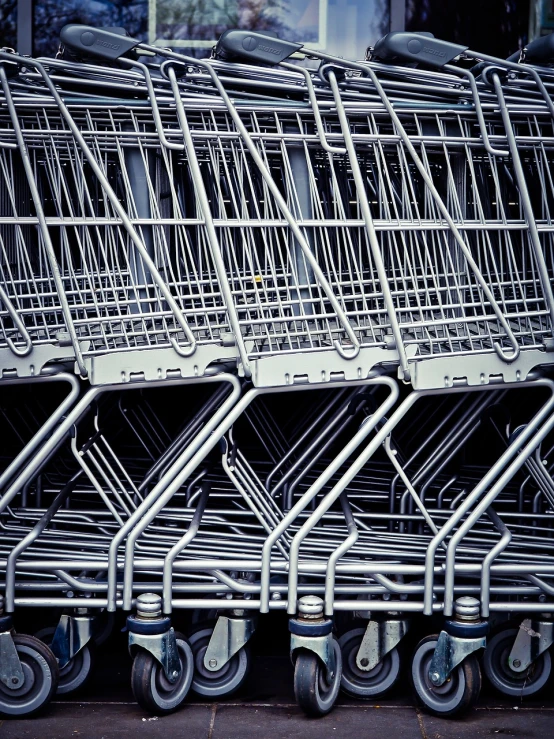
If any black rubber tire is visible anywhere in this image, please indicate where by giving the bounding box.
[131,632,193,714]
[293,638,342,717]
[189,626,250,699]
[411,635,481,718]
[0,633,59,718]
[35,626,96,696]
[339,628,401,699]
[483,628,551,697]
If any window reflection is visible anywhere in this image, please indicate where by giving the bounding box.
[33,0,390,59]
[152,0,324,47]
[1,0,17,49]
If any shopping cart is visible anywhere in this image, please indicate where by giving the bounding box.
[0,52,239,383]
[2,22,554,722]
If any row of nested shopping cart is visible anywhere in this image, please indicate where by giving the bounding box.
[2,22,554,720]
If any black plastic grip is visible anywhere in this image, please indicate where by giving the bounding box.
[523,32,554,63]
[373,31,468,68]
[505,50,522,63]
[214,30,303,64]
[60,24,140,60]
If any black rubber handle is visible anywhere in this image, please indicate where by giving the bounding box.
[214,30,303,64]
[373,31,467,67]
[523,33,554,63]
[505,50,521,63]
[60,24,140,60]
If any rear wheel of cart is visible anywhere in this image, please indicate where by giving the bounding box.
[411,635,481,718]
[483,627,551,697]
[35,626,96,695]
[188,624,251,698]
[131,632,193,714]
[0,634,59,718]
[339,627,401,699]
[293,637,342,717]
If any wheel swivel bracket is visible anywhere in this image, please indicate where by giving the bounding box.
[356,618,410,672]
[128,627,181,684]
[204,615,256,672]
[428,630,486,687]
[508,619,554,673]
[51,614,93,668]
[290,632,337,682]
[0,631,24,690]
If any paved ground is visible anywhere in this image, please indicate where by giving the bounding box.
[3,653,553,739]
[6,701,554,739]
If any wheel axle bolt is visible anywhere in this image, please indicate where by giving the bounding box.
[513,659,521,668]
[430,672,440,684]
[172,670,179,678]
[11,677,18,684]
[360,658,369,667]
[209,659,217,668]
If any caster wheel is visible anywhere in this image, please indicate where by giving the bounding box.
[0,633,59,718]
[483,628,551,697]
[131,631,193,714]
[411,635,481,718]
[339,628,401,699]
[35,627,96,695]
[189,626,250,698]
[293,637,342,717]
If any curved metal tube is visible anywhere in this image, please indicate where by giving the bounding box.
[443,65,509,157]
[480,508,512,617]
[157,54,360,359]
[0,60,87,375]
[119,59,185,152]
[165,65,252,375]
[257,374,399,614]
[0,283,33,357]
[279,61,347,155]
[162,481,210,613]
[0,371,81,492]
[489,70,554,337]
[5,471,83,610]
[323,492,359,615]
[474,52,554,120]
[310,53,522,364]
[109,374,242,611]
[423,377,554,615]
[440,407,554,616]
[326,69,411,379]
[0,53,197,359]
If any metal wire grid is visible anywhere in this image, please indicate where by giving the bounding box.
[2,61,554,373]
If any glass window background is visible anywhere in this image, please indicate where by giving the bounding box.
[20,0,534,61]
[150,0,389,58]
[32,0,389,58]
[1,0,17,49]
